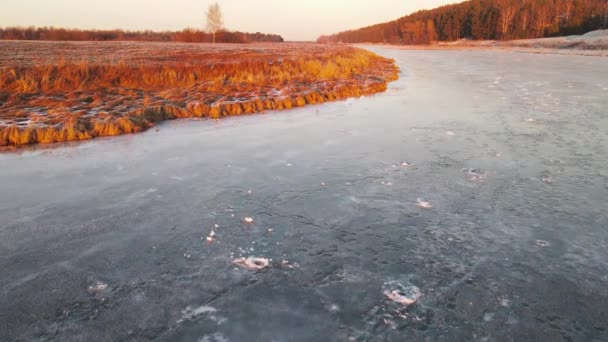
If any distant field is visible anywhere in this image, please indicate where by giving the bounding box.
[0,41,398,147]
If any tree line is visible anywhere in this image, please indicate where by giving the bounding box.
[0,27,284,43]
[318,0,608,44]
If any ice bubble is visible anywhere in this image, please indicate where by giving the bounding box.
[384,284,422,306]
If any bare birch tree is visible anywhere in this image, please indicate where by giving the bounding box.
[602,0,608,29]
[206,3,223,43]
[498,0,518,37]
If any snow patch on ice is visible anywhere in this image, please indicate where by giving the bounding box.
[198,333,229,342]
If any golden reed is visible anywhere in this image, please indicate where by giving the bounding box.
[0,42,398,146]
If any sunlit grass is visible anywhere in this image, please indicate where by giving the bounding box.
[0,41,398,147]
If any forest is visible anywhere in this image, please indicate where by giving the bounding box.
[0,27,284,43]
[318,0,608,44]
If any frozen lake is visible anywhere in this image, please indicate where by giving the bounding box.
[1,47,607,341]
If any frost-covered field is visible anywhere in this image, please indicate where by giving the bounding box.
[0,48,607,341]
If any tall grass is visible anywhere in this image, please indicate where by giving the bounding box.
[0,42,398,147]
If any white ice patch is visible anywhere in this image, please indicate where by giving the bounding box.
[536,240,551,247]
[416,198,432,209]
[198,333,229,342]
[87,281,108,293]
[179,305,218,322]
[281,259,299,269]
[191,306,217,316]
[326,303,341,313]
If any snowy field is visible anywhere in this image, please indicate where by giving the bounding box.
[404,29,608,57]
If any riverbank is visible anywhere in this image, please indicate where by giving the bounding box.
[0,41,398,147]
[363,29,608,57]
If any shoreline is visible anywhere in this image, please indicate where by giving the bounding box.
[356,29,608,57]
[361,44,608,57]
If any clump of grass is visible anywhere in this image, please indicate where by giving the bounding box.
[0,42,398,147]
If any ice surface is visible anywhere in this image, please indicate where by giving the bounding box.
[1,48,608,341]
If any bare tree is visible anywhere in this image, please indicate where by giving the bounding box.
[561,0,574,24]
[497,0,519,38]
[533,0,552,37]
[602,0,608,29]
[206,2,223,43]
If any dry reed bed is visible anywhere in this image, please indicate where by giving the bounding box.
[0,41,398,146]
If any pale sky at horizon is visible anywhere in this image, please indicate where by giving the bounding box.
[0,0,456,41]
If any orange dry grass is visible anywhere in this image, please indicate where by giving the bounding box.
[0,41,398,147]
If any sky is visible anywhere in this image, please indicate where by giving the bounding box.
[0,0,456,41]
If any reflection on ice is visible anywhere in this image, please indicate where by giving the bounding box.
[416,198,432,209]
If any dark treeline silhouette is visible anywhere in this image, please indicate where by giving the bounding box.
[318,0,608,44]
[0,27,284,43]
